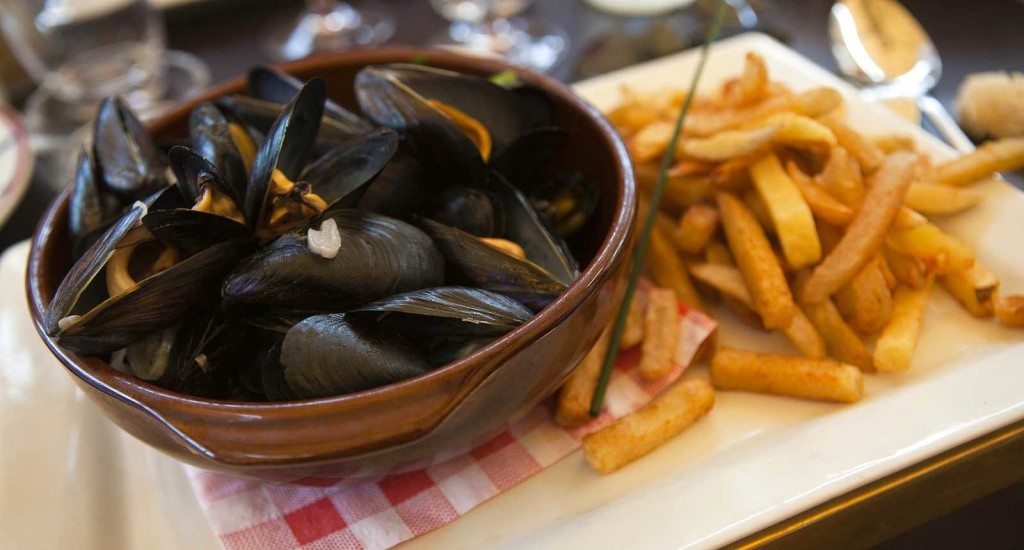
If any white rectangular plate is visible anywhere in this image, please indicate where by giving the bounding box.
[410,33,1024,549]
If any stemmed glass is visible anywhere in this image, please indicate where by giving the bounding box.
[268,0,395,61]
[428,0,568,73]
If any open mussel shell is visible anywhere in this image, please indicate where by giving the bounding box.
[93,97,167,199]
[428,185,504,237]
[215,95,358,153]
[245,77,326,227]
[280,314,430,399]
[299,127,399,211]
[489,126,566,192]
[222,209,444,318]
[189,103,250,201]
[354,144,432,219]
[68,146,120,246]
[143,209,252,257]
[416,218,567,312]
[529,171,600,239]
[349,286,532,338]
[249,66,372,136]
[169,146,243,207]
[355,65,487,187]
[483,173,578,285]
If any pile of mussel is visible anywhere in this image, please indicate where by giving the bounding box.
[45,64,599,401]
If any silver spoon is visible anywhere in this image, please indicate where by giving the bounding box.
[828,0,975,152]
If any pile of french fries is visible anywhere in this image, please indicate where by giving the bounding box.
[563,51,1024,475]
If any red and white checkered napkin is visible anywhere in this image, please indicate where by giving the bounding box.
[186,303,716,550]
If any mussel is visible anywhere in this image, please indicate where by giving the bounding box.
[93,97,168,199]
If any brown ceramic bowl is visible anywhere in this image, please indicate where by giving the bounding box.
[27,48,635,481]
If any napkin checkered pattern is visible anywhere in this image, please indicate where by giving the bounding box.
[186,302,715,550]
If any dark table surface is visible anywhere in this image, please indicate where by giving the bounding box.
[2,0,1024,545]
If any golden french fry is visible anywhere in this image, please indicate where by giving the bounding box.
[799,298,873,371]
[621,292,646,349]
[689,263,754,309]
[785,160,854,226]
[555,328,611,427]
[801,153,916,304]
[757,113,837,147]
[819,146,865,208]
[872,134,917,154]
[649,224,704,311]
[893,206,928,230]
[905,182,982,216]
[942,262,999,318]
[743,189,774,231]
[782,308,827,359]
[750,153,822,268]
[582,378,715,474]
[629,121,674,163]
[820,115,886,172]
[885,247,929,289]
[703,241,765,326]
[874,279,933,373]
[607,96,661,138]
[674,204,720,254]
[717,191,796,329]
[678,125,779,162]
[834,258,893,334]
[994,292,1024,327]
[686,88,843,136]
[639,287,681,381]
[878,254,898,290]
[704,239,735,265]
[709,156,754,191]
[636,162,712,213]
[670,159,716,177]
[721,52,769,107]
[930,137,1024,186]
[711,347,862,403]
[887,222,975,275]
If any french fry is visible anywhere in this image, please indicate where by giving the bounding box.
[621,292,646,349]
[711,347,863,404]
[894,206,928,230]
[799,298,873,371]
[705,239,735,266]
[743,189,774,231]
[555,328,611,427]
[758,113,837,147]
[930,137,1024,186]
[689,263,754,308]
[649,224,704,311]
[801,153,916,304]
[750,153,822,268]
[820,115,886,172]
[994,292,1024,327]
[670,160,716,177]
[905,182,982,216]
[717,191,796,329]
[782,308,827,359]
[878,254,898,290]
[636,162,712,212]
[703,243,764,328]
[686,88,843,136]
[607,93,660,137]
[887,222,975,275]
[710,157,754,191]
[629,121,674,163]
[639,287,681,381]
[785,160,854,226]
[678,125,779,162]
[885,247,929,288]
[721,52,769,107]
[582,378,715,474]
[874,279,933,373]
[834,258,893,334]
[942,262,999,318]
[675,204,720,254]
[872,134,917,154]
[819,147,865,208]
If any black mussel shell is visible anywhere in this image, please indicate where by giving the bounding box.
[416,218,567,312]
[169,146,242,208]
[93,97,167,198]
[245,78,326,228]
[489,127,566,193]
[530,171,600,239]
[349,286,532,339]
[222,209,444,317]
[354,144,433,219]
[428,186,504,237]
[299,127,399,211]
[143,209,252,257]
[189,103,250,202]
[51,238,254,355]
[248,66,372,136]
[68,147,120,246]
[215,95,356,152]
[421,337,493,367]
[483,173,578,285]
[280,313,430,399]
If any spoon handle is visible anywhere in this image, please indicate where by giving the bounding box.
[918,95,975,153]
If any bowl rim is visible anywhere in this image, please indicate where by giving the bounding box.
[26,47,635,463]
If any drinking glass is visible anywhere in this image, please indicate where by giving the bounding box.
[428,0,568,73]
[268,0,395,61]
[0,0,209,149]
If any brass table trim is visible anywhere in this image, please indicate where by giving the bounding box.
[725,417,1024,549]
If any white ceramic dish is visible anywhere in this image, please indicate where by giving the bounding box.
[4,33,1023,550]
[0,103,33,229]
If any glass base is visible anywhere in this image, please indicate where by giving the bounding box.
[429,17,568,73]
[270,2,395,61]
[26,50,210,188]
